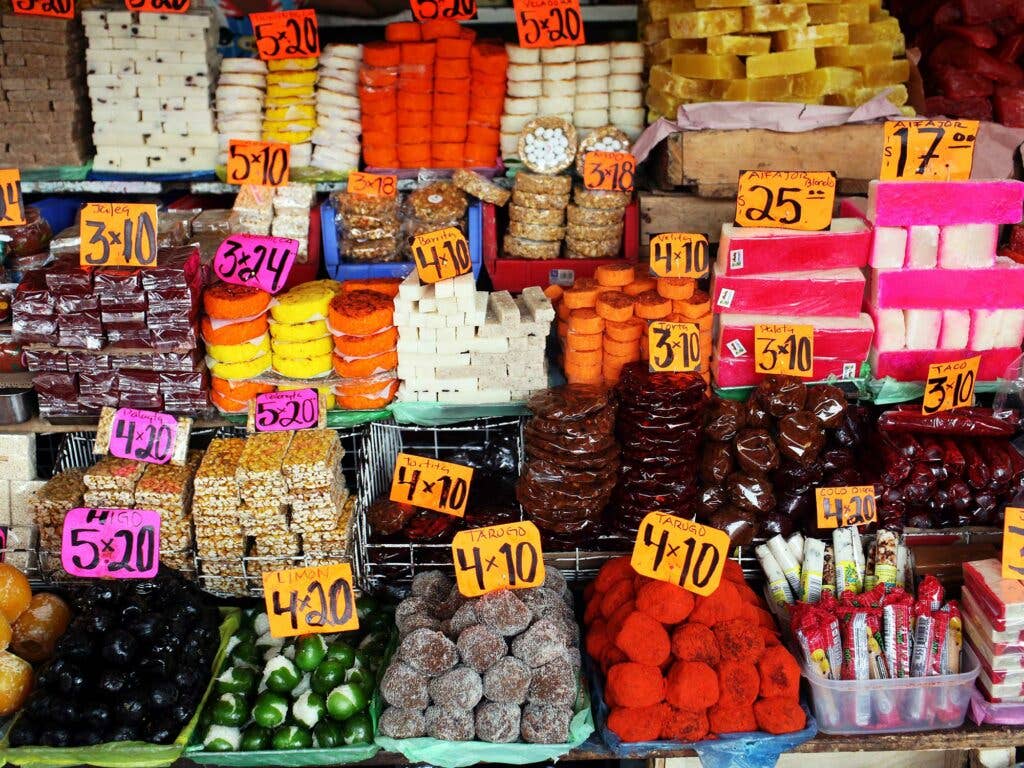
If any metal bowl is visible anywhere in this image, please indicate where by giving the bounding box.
[0,388,33,425]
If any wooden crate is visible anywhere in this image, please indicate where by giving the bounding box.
[639,191,737,256]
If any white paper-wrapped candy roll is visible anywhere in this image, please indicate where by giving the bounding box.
[757,543,794,606]
[767,533,802,596]
[801,537,825,603]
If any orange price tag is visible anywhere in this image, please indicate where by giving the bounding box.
[262,563,359,638]
[227,140,290,187]
[125,0,189,11]
[649,233,709,278]
[815,486,877,529]
[1002,507,1024,580]
[923,355,979,415]
[583,151,635,192]
[250,9,320,61]
[348,171,397,198]
[411,227,472,284]
[12,0,73,19]
[452,521,545,598]
[390,452,474,518]
[754,323,814,377]
[735,170,836,232]
[649,321,701,373]
[410,0,476,21]
[0,170,25,228]
[881,119,978,182]
[631,512,730,596]
[80,203,159,268]
[513,0,584,49]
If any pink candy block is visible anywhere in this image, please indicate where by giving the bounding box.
[716,218,870,276]
[905,226,939,269]
[869,346,1021,382]
[939,310,970,350]
[713,355,861,388]
[716,312,873,361]
[871,227,908,268]
[868,258,1024,309]
[867,179,1024,226]
[864,303,906,352]
[839,196,868,220]
[712,266,865,317]
[938,223,998,269]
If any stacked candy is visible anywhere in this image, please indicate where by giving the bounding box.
[312,44,362,172]
[215,58,266,166]
[272,183,314,261]
[193,437,248,594]
[963,559,1024,704]
[328,281,400,410]
[566,185,629,260]
[203,283,274,413]
[270,280,343,380]
[465,42,508,168]
[263,58,318,170]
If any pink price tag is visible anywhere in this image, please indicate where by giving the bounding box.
[109,408,178,465]
[254,389,319,431]
[61,507,161,579]
[214,234,298,295]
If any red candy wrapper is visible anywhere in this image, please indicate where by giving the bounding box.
[883,602,913,678]
[918,575,945,611]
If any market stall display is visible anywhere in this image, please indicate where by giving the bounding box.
[963,558,1024,704]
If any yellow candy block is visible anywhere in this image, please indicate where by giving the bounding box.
[646,88,684,117]
[808,4,868,24]
[649,37,705,64]
[695,0,772,7]
[672,52,745,79]
[649,0,696,22]
[669,8,742,38]
[713,75,794,100]
[781,0,840,4]
[791,66,862,98]
[860,58,910,87]
[707,33,771,55]
[644,19,671,44]
[742,4,810,32]
[746,47,816,78]
[869,5,888,20]
[825,83,908,107]
[816,42,891,67]
[899,105,917,117]
[849,18,906,55]
[773,22,849,50]
[651,63,716,99]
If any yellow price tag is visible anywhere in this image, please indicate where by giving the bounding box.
[922,355,979,415]
[631,511,730,597]
[1002,507,1024,580]
[649,233,709,278]
[881,119,978,182]
[754,323,814,377]
[815,486,877,529]
[648,321,701,373]
[262,563,359,638]
[735,170,836,232]
[452,521,545,597]
[0,169,25,227]
[80,203,159,268]
[583,151,636,192]
[390,452,474,518]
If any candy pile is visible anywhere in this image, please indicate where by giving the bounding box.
[229,183,315,260]
[962,559,1024,703]
[262,58,318,170]
[215,58,266,166]
[504,170,572,261]
[203,283,273,409]
[271,281,342,379]
[585,557,805,741]
[328,280,400,410]
[82,9,217,173]
[378,569,582,744]
[312,44,362,172]
[331,190,402,264]
[28,470,85,578]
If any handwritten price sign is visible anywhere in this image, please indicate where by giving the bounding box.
[412,227,472,284]
[513,0,584,48]
[0,170,25,227]
[263,563,358,638]
[410,0,475,21]
[881,119,978,182]
[452,521,545,597]
[250,9,320,60]
[80,203,159,268]
[735,170,836,232]
[252,389,321,432]
[62,507,161,579]
[815,486,877,529]
[754,323,814,377]
[649,321,701,373]
[583,151,635,192]
[631,511,729,596]
[649,233,709,279]
[348,171,397,198]
[13,0,73,19]
[214,234,298,295]
[126,0,189,11]
[390,453,474,518]
[1002,507,1024,580]
[227,140,290,187]
[923,355,979,415]
[109,408,179,465]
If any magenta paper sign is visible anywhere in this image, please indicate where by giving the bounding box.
[254,389,319,431]
[62,507,161,578]
[214,234,298,294]
[109,408,178,465]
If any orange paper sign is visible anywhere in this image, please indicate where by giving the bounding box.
[80,203,159,268]
[348,171,397,198]
[648,321,701,373]
[583,151,635,192]
[735,170,836,232]
[411,227,472,284]
[631,511,730,597]
[12,0,73,19]
[0,170,25,228]
[250,9,320,61]
[452,521,545,597]
[649,233,709,278]
[410,0,476,21]
[125,0,189,11]
[390,452,474,518]
[513,0,584,49]
[263,563,359,638]
[1002,507,1024,580]
[227,140,290,187]
[881,119,978,182]
[815,486,877,529]
[754,323,814,377]
[923,355,979,415]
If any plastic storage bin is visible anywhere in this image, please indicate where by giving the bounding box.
[804,646,980,734]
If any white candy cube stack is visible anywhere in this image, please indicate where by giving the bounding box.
[394,273,554,404]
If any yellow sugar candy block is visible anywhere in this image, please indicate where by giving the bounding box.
[791,66,862,99]
[746,47,816,78]
[266,84,316,100]
[742,4,810,32]
[644,19,671,44]
[672,52,745,79]
[262,129,314,144]
[825,83,908,107]
[650,37,706,64]
[713,74,794,100]
[816,42,891,67]
[773,22,849,50]
[651,63,715,98]
[869,5,888,20]
[808,4,868,24]
[669,8,743,38]
[860,58,910,87]
[695,0,772,7]
[649,0,696,22]
[646,88,685,117]
[268,58,318,72]
[707,33,771,55]
[849,18,906,55]
[781,0,840,4]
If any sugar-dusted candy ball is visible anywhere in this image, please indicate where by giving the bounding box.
[379,706,426,738]
[444,602,478,639]
[475,701,521,743]
[411,570,452,604]
[528,655,577,707]
[457,624,507,673]
[475,589,532,636]
[429,666,483,711]
[381,661,430,708]
[521,703,573,744]
[399,628,458,677]
[483,656,531,704]
[512,617,571,668]
[425,706,475,741]
[397,611,442,637]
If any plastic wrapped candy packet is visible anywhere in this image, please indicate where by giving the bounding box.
[30,469,86,563]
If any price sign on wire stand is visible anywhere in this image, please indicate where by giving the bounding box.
[513,0,584,48]
[0,170,25,227]
[754,323,814,377]
[390,453,474,518]
[410,0,476,21]
[922,355,979,415]
[631,511,729,596]
[214,234,298,294]
[648,321,701,373]
[62,507,161,579]
[348,171,397,198]
[250,389,324,432]
[881,119,978,182]
[649,233,709,278]
[735,170,836,232]
[583,151,636,192]
[815,486,877,529]
[250,9,320,61]
[227,140,291,187]
[13,0,73,20]
[263,563,359,638]
[79,203,158,268]
[411,227,472,284]
[108,408,180,465]
[452,521,545,597]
